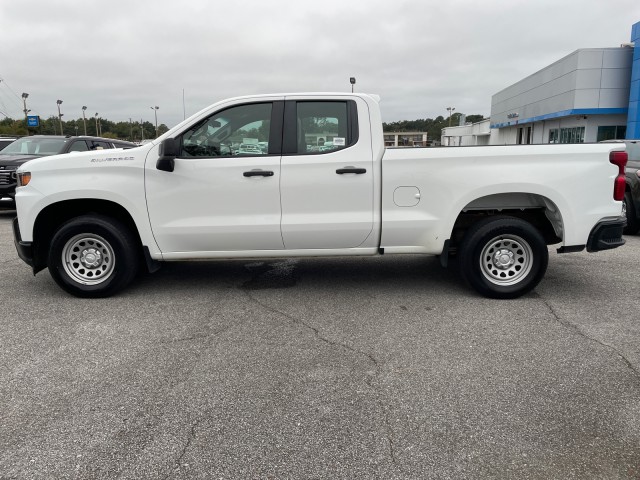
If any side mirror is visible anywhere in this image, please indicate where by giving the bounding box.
[157,138,179,172]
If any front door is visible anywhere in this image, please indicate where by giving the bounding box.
[146,101,285,253]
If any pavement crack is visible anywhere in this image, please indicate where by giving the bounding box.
[243,290,403,473]
[161,419,200,479]
[535,292,640,381]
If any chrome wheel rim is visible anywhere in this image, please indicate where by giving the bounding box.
[62,234,115,285]
[622,198,627,219]
[479,234,533,286]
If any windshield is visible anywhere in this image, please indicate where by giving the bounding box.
[0,137,67,156]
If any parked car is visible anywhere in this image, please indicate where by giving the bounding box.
[0,135,136,202]
[0,136,18,151]
[622,140,640,234]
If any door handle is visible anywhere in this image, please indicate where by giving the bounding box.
[336,167,366,174]
[243,170,274,177]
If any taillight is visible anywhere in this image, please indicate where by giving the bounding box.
[610,151,627,201]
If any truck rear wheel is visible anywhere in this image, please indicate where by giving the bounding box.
[458,216,548,299]
[48,215,139,298]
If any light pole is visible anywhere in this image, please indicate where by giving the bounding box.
[21,93,29,122]
[82,106,87,135]
[56,100,64,135]
[94,113,99,136]
[150,106,159,138]
[350,77,356,93]
[446,106,456,127]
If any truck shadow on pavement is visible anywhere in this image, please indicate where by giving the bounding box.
[134,255,466,297]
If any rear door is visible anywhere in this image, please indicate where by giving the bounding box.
[280,97,374,249]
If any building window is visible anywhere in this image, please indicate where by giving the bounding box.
[597,126,627,142]
[558,127,585,144]
[549,129,559,143]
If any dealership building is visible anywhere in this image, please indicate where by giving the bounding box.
[442,20,640,145]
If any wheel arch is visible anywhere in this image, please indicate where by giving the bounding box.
[448,192,564,252]
[31,199,144,273]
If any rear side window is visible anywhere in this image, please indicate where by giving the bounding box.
[68,141,90,152]
[284,100,358,155]
[90,140,111,150]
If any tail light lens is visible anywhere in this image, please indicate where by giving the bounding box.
[610,151,627,201]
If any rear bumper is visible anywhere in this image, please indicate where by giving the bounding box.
[586,218,626,252]
[12,217,34,268]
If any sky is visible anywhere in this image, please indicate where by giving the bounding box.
[1,0,639,129]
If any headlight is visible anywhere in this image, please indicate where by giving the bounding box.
[17,172,31,187]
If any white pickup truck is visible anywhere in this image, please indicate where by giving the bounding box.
[12,93,627,299]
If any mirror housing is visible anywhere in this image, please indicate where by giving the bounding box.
[157,138,179,172]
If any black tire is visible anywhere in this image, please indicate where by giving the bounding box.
[48,215,139,298]
[623,192,640,235]
[458,216,548,299]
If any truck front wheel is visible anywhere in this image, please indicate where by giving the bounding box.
[458,216,548,299]
[48,215,139,298]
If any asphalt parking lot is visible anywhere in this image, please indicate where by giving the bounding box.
[1,206,640,479]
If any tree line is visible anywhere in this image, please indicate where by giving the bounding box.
[383,113,485,141]
[1,112,485,143]
[0,116,169,142]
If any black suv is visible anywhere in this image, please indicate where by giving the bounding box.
[0,135,137,202]
[623,140,640,234]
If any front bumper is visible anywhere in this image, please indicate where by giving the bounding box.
[12,217,34,268]
[0,179,17,199]
[586,218,626,252]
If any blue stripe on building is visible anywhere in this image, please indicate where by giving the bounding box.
[627,21,640,139]
[491,108,629,129]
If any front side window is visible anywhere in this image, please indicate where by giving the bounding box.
[181,103,272,157]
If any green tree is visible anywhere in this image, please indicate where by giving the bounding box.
[383,113,484,143]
